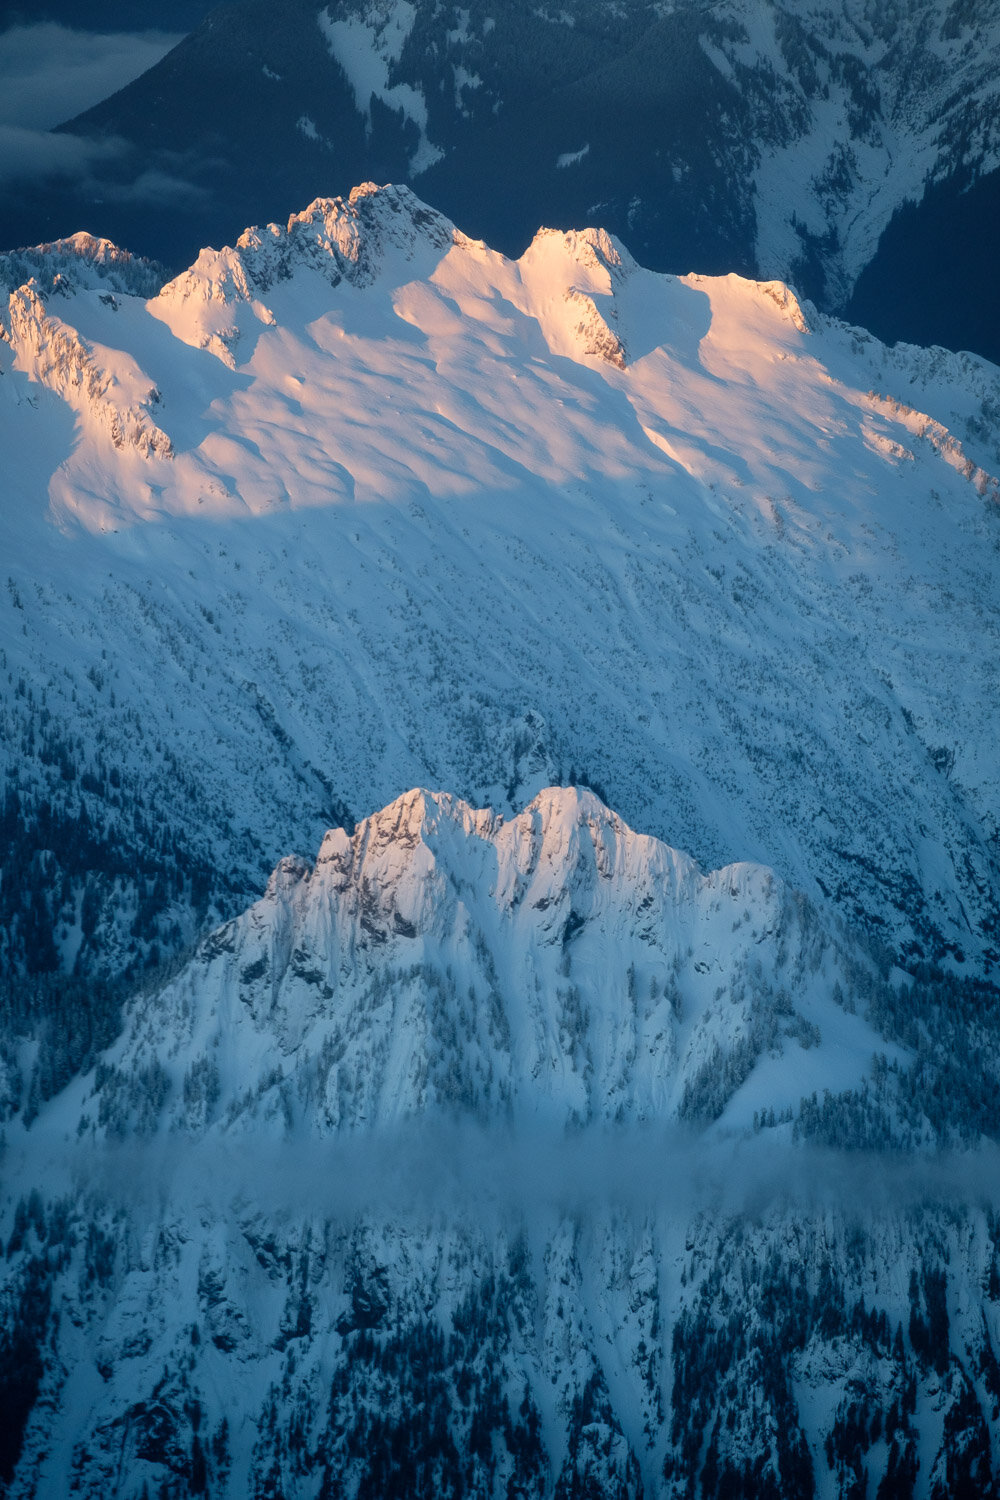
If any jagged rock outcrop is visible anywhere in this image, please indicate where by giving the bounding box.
[4,283,172,458]
[75,786,888,1139]
[0,233,165,301]
[149,182,457,365]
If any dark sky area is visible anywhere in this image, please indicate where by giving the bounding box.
[0,2,212,31]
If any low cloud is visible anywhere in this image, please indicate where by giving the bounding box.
[0,127,209,221]
[14,1121,1000,1227]
[0,23,182,130]
[96,166,209,209]
[0,25,190,202]
[0,121,123,186]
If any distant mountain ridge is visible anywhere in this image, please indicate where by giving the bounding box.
[3,0,999,360]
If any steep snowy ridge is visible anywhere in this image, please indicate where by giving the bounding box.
[517,226,634,368]
[0,234,171,457]
[818,311,1000,477]
[150,182,457,364]
[65,787,889,1141]
[4,283,173,459]
[863,387,997,496]
[149,184,634,374]
[0,233,165,301]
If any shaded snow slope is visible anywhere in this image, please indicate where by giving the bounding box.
[1,183,999,986]
[0,232,165,300]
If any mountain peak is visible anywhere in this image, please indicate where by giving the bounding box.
[4,281,173,461]
[76,783,890,1145]
[518,225,633,368]
[522,225,635,297]
[150,182,458,363]
[292,786,726,968]
[521,784,634,859]
[0,233,166,300]
[256,181,457,284]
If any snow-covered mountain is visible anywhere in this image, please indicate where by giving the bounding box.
[3,181,1000,1494]
[4,0,999,360]
[69,785,897,1138]
[3,785,1000,1497]
[2,180,999,1014]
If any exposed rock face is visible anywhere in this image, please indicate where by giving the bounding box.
[5,283,172,458]
[148,182,458,365]
[0,234,166,301]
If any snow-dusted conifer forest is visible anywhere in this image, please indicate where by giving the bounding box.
[1,183,999,1496]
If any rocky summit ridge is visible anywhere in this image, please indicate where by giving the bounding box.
[61,784,886,1141]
